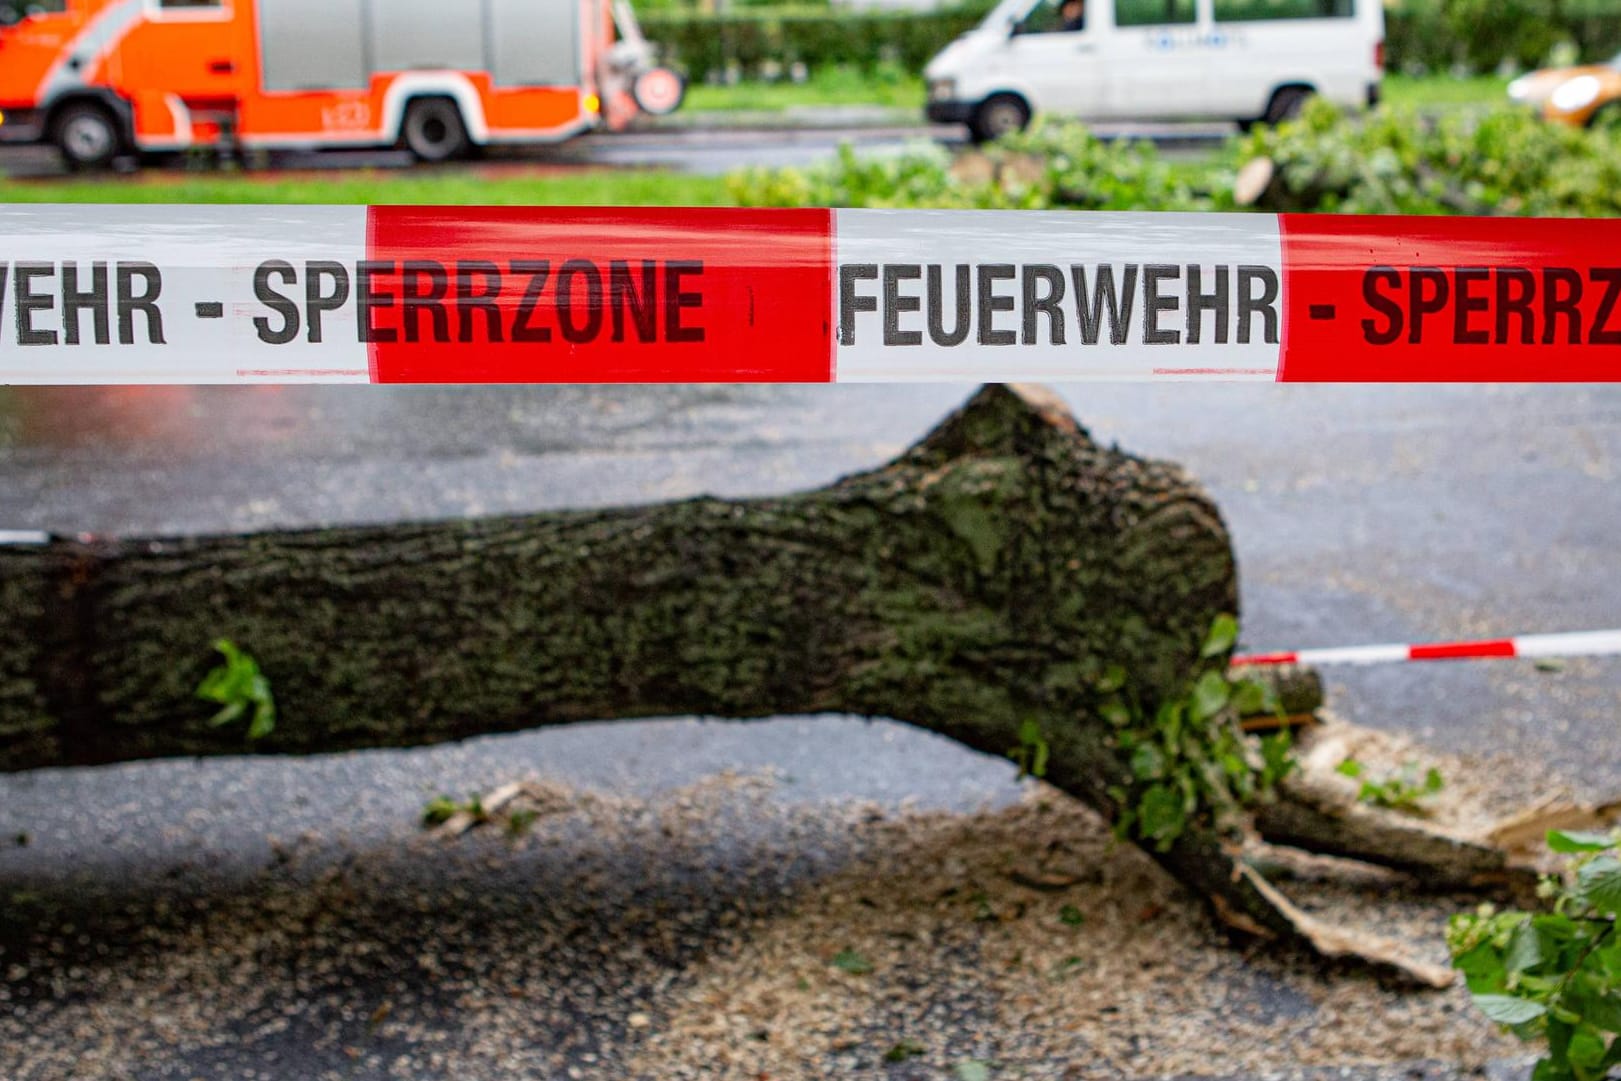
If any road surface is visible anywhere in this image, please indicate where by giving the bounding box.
[0,119,1229,179]
[0,384,1614,1079]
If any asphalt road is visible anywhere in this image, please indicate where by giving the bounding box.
[0,119,1229,179]
[1,384,1617,1078]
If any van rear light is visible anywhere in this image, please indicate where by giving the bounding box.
[1374,39,1384,70]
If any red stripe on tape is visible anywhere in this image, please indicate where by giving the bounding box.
[1230,651,1299,666]
[1408,638,1518,661]
[364,207,835,384]
[1279,215,1621,382]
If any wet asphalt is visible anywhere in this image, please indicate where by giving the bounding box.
[0,383,1617,1078]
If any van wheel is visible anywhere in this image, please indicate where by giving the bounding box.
[402,98,470,163]
[970,94,1030,144]
[1262,86,1312,126]
[53,102,121,170]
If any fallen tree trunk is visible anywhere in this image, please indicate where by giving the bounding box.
[1,384,1236,770]
[0,385,1475,983]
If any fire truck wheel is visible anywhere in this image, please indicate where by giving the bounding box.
[402,98,470,163]
[52,102,121,170]
[632,68,686,116]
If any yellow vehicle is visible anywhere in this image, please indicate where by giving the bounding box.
[1509,53,1621,126]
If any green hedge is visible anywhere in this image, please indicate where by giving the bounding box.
[641,2,1621,83]
[640,6,991,80]
[1386,1,1621,74]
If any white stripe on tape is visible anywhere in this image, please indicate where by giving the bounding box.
[832,209,1284,382]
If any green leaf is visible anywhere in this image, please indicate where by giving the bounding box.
[955,1063,992,1081]
[1453,940,1509,992]
[832,949,872,975]
[1473,994,1549,1026]
[1098,700,1132,727]
[1096,664,1127,693]
[1577,856,1621,916]
[1059,904,1085,927]
[195,639,276,740]
[1567,1027,1607,1073]
[1336,759,1365,779]
[1201,614,1238,658]
[247,703,277,742]
[1130,744,1165,781]
[1505,922,1544,975]
[884,1039,925,1062]
[1229,679,1272,716]
[1548,830,1616,854]
[1137,783,1186,849]
[1569,972,1621,1034]
[1188,671,1231,722]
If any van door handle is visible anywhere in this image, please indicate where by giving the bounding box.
[208,59,235,75]
[1075,43,1095,52]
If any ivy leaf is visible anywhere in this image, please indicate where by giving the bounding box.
[1577,856,1621,916]
[1188,671,1231,722]
[1201,614,1238,658]
[1547,830,1616,854]
[1229,678,1274,717]
[1473,994,1548,1026]
[1137,783,1186,850]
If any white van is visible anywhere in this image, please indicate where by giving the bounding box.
[923,0,1383,141]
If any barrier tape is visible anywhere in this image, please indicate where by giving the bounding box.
[1231,629,1621,667]
[2,206,1621,384]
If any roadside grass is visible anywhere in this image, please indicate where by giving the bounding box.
[682,69,1506,115]
[0,167,733,205]
[1380,73,1511,108]
[683,64,924,112]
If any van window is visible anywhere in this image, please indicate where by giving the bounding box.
[0,0,68,20]
[1017,0,1088,34]
[1213,0,1351,20]
[1114,0,1195,25]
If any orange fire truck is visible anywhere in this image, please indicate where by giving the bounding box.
[0,0,684,168]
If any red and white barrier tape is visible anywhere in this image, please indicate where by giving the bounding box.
[1231,629,1621,667]
[3,206,1621,384]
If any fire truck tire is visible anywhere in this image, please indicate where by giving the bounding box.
[401,98,470,163]
[52,102,122,170]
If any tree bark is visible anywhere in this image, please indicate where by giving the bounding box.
[0,384,1465,982]
[1,384,1236,773]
